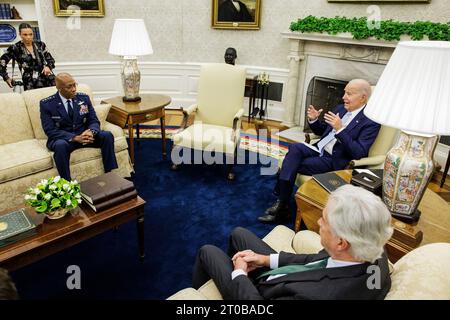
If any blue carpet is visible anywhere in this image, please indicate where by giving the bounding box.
[10,139,296,299]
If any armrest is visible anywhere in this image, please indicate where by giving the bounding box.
[347,155,386,169]
[179,104,198,130]
[182,104,199,116]
[292,230,323,254]
[231,108,244,142]
[166,288,209,300]
[103,121,126,139]
[232,108,244,130]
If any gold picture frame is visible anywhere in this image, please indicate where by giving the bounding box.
[212,0,261,30]
[328,0,430,2]
[53,0,105,17]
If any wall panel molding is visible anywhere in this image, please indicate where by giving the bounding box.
[50,61,290,121]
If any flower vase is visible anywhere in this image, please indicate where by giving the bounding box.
[45,207,69,220]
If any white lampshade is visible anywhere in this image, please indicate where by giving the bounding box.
[365,41,450,135]
[109,19,153,56]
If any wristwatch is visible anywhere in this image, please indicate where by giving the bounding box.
[90,129,98,136]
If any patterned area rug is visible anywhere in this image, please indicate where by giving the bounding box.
[124,125,290,160]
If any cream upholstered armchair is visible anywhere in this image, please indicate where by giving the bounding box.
[290,124,399,187]
[167,225,450,300]
[171,63,246,180]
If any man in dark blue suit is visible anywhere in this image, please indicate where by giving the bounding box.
[258,79,381,223]
[40,73,118,181]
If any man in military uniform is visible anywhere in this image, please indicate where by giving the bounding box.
[40,73,118,181]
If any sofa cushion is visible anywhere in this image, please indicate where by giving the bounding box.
[0,92,35,145]
[22,84,94,140]
[172,123,240,156]
[0,139,54,183]
[262,225,296,253]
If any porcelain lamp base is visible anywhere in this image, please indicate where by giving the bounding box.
[121,56,141,102]
[382,131,438,220]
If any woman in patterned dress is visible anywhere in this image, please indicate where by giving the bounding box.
[0,23,55,91]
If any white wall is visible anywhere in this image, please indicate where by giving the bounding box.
[52,61,289,120]
[36,0,450,68]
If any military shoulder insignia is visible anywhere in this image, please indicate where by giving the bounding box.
[41,94,57,103]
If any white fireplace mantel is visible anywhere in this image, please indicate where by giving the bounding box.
[280,31,398,127]
[281,31,400,48]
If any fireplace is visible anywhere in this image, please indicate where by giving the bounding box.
[303,76,347,132]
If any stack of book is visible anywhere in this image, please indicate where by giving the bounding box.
[80,172,137,212]
[0,208,37,248]
[0,4,11,19]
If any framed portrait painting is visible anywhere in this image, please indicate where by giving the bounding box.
[327,0,430,2]
[212,0,261,30]
[53,0,105,17]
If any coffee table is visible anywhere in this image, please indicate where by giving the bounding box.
[295,170,450,263]
[0,196,146,271]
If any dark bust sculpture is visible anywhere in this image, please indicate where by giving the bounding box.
[224,47,237,65]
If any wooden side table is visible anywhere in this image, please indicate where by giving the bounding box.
[295,170,450,263]
[102,94,171,165]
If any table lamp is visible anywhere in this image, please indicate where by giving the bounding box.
[364,41,450,222]
[109,19,153,102]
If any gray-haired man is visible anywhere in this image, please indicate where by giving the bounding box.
[193,185,393,300]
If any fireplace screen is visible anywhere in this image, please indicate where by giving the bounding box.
[304,77,347,132]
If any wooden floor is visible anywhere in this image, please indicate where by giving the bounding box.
[155,110,450,206]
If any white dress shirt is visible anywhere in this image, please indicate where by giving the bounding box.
[58,92,73,115]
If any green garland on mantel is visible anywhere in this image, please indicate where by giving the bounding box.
[290,16,450,41]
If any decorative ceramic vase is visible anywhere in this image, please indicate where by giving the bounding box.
[121,57,141,102]
[45,207,69,220]
[382,131,438,218]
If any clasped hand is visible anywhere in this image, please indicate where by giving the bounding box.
[74,129,94,145]
[231,250,269,273]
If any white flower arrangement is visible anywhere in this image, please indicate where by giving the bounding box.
[24,176,81,214]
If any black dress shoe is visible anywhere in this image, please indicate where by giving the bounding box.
[258,200,290,223]
[272,178,280,197]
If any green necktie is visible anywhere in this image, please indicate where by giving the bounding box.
[257,258,328,280]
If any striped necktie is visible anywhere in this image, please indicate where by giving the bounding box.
[257,258,328,280]
[316,112,352,155]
